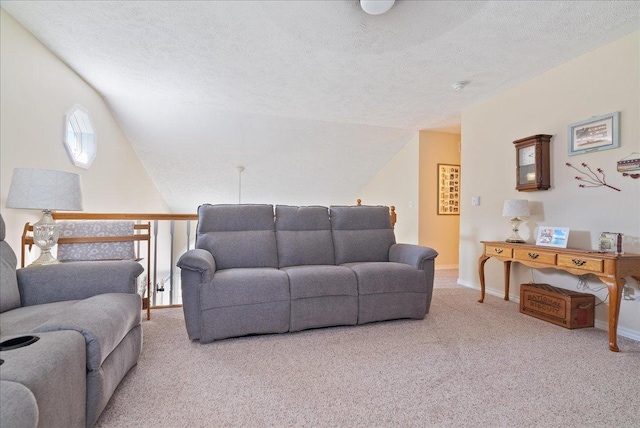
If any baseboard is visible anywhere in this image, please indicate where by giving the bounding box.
[457,279,517,301]
[594,320,640,342]
[436,264,458,270]
[457,279,640,342]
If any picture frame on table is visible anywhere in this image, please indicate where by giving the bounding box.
[536,226,570,248]
[599,232,624,254]
[568,112,620,156]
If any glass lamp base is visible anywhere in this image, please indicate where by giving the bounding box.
[31,210,60,266]
[31,250,60,266]
[505,218,525,243]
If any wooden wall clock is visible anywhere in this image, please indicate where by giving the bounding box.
[513,134,552,191]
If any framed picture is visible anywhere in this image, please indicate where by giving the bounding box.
[568,112,620,156]
[536,226,570,248]
[599,232,623,254]
[437,164,460,215]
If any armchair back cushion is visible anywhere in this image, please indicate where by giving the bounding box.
[275,205,335,267]
[330,206,396,265]
[0,215,21,313]
[196,204,278,269]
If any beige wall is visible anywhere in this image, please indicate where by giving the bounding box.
[419,131,461,268]
[356,133,419,244]
[0,10,170,252]
[459,31,640,339]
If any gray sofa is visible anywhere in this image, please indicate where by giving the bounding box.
[177,204,438,343]
[0,215,144,428]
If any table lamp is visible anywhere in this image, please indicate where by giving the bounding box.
[6,168,83,265]
[502,199,529,243]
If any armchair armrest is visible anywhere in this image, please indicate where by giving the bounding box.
[17,260,143,307]
[389,243,438,270]
[177,249,216,284]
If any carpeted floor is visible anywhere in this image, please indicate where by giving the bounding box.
[96,269,640,427]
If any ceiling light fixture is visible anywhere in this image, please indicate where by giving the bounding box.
[360,0,396,15]
[452,81,466,91]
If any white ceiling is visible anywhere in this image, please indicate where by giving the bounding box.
[2,1,639,212]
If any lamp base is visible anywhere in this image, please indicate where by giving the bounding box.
[505,238,526,244]
[31,250,60,266]
[31,210,60,266]
[505,217,525,244]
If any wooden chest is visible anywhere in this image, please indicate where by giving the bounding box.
[519,283,594,329]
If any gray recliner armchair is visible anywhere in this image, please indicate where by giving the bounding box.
[0,215,143,428]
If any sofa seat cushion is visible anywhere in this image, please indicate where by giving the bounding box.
[284,264,358,333]
[202,268,289,310]
[0,301,78,336]
[282,265,357,299]
[343,262,427,295]
[32,293,141,371]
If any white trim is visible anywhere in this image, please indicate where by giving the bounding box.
[595,320,640,342]
[457,279,640,343]
[436,264,458,270]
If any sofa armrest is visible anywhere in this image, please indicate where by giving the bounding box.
[389,243,438,271]
[17,260,143,307]
[176,249,215,340]
[177,249,216,284]
[0,381,38,428]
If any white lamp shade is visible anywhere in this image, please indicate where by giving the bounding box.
[6,168,83,211]
[360,0,396,15]
[502,199,530,218]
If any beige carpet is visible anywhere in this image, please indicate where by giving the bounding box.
[96,270,640,427]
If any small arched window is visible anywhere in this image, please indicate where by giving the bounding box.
[64,104,97,169]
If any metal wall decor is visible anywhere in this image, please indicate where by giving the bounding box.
[617,152,640,179]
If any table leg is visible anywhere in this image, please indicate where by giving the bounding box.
[504,261,512,301]
[478,255,490,303]
[601,277,624,352]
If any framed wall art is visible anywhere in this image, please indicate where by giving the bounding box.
[568,111,620,156]
[437,163,460,215]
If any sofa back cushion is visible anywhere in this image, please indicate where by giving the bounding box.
[0,215,21,313]
[196,204,278,269]
[275,205,335,267]
[330,205,396,265]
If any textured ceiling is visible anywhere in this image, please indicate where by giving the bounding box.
[2,1,639,212]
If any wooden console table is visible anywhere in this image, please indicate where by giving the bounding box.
[478,241,640,352]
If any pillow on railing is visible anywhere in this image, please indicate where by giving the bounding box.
[57,221,135,261]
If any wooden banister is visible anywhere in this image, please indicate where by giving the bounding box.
[356,200,397,228]
[52,213,198,221]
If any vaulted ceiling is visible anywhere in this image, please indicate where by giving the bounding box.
[2,1,638,211]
